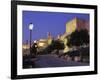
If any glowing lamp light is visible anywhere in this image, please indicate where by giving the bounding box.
[29,23,34,30]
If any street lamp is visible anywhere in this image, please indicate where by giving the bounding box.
[29,23,34,55]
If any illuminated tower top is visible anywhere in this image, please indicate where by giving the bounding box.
[66,17,89,35]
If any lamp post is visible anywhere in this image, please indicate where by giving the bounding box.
[29,23,34,55]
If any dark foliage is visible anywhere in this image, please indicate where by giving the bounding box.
[67,29,89,47]
[51,40,64,50]
[43,40,64,54]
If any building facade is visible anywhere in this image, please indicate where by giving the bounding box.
[66,18,89,35]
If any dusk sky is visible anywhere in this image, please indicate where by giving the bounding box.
[23,11,89,43]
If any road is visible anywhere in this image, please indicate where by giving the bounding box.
[34,54,89,68]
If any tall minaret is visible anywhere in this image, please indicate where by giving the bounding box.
[47,32,52,45]
[47,32,52,39]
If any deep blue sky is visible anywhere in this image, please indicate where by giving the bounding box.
[23,11,89,43]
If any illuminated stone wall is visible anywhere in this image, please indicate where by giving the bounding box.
[77,18,89,31]
[66,18,77,34]
[66,18,89,35]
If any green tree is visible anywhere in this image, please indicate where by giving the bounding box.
[50,40,64,54]
[43,40,64,54]
[67,29,89,47]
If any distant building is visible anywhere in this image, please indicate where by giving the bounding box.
[36,32,53,51]
[66,17,89,35]
[22,40,30,50]
[37,39,48,48]
[22,42,30,55]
